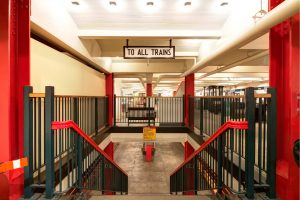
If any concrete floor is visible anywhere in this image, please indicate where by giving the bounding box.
[114,142,184,194]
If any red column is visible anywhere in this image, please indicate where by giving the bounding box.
[0,0,30,199]
[269,1,299,199]
[104,142,114,160]
[183,141,195,195]
[184,74,195,127]
[184,141,194,160]
[104,142,114,195]
[106,74,114,127]
[146,83,153,96]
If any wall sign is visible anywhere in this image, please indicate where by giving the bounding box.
[123,46,175,59]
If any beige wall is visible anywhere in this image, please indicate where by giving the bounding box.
[30,38,106,96]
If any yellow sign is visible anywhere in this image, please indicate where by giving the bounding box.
[143,127,156,141]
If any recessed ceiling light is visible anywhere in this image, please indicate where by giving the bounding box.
[71,1,79,6]
[138,0,162,14]
[220,2,229,6]
[102,0,124,12]
[109,1,116,6]
[184,1,192,6]
[147,2,154,6]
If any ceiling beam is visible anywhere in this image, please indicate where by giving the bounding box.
[78,30,221,40]
[197,50,269,80]
[181,0,300,77]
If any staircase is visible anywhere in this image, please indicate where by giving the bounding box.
[169,121,276,199]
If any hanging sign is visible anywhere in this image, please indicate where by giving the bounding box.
[123,46,175,59]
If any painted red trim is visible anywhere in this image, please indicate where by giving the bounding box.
[170,121,248,176]
[52,120,128,176]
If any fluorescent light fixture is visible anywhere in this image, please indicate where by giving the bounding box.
[184,1,192,6]
[102,0,124,12]
[147,1,154,6]
[64,0,88,12]
[109,1,117,6]
[220,2,229,6]
[137,0,162,14]
[176,0,200,13]
[71,1,79,6]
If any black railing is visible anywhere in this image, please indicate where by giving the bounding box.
[23,86,110,198]
[172,88,277,199]
[114,96,184,127]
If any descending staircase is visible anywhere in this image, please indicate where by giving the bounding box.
[169,121,275,200]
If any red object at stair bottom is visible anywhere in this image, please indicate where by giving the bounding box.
[146,145,152,162]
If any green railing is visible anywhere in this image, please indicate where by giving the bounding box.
[23,86,122,199]
[51,120,128,196]
[173,87,277,199]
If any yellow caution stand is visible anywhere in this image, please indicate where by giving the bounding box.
[142,127,156,161]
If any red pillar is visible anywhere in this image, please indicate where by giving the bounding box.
[0,0,30,199]
[184,74,194,127]
[183,141,195,195]
[104,142,114,195]
[184,141,194,160]
[106,74,114,127]
[104,142,114,160]
[146,83,153,96]
[269,1,299,199]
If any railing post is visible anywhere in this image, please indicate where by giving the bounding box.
[77,137,83,189]
[267,88,276,198]
[95,98,98,135]
[73,98,83,189]
[148,97,151,126]
[45,86,54,199]
[245,87,255,199]
[194,157,198,194]
[199,98,204,136]
[183,95,185,126]
[24,86,33,198]
[189,96,194,130]
[217,97,226,193]
[113,95,116,126]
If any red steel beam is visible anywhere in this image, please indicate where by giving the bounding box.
[269,0,300,199]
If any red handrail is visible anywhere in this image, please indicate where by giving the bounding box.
[52,120,128,176]
[170,121,248,176]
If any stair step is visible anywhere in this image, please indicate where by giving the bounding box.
[88,195,216,200]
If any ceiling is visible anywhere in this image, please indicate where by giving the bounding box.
[60,0,270,95]
[66,0,231,31]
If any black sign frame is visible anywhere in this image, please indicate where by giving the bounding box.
[123,46,176,59]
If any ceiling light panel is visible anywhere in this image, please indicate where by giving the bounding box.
[64,0,88,12]
[102,0,125,12]
[137,0,163,14]
[176,0,201,13]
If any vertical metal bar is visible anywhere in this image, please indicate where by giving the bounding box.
[45,86,55,199]
[148,97,150,126]
[114,95,116,126]
[95,98,98,135]
[258,97,262,183]
[24,86,33,198]
[183,95,185,125]
[266,88,276,198]
[38,97,41,184]
[245,87,255,199]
